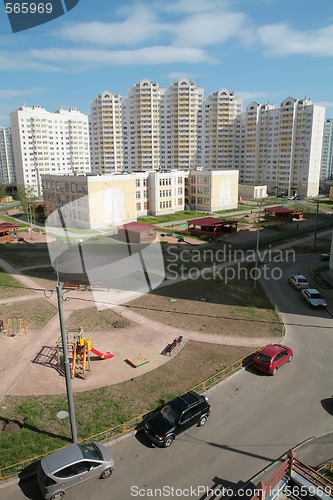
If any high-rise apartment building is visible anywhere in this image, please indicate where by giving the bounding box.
[320,119,333,182]
[10,105,90,196]
[90,81,324,197]
[122,79,161,172]
[200,88,242,170]
[89,91,123,174]
[161,79,204,171]
[235,97,325,197]
[0,126,15,184]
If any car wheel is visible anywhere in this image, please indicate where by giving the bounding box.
[198,415,208,427]
[288,355,293,362]
[163,435,174,448]
[100,467,113,479]
[272,368,277,376]
[50,493,65,500]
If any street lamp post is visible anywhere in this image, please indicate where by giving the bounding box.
[314,198,320,250]
[56,281,78,443]
[254,191,263,289]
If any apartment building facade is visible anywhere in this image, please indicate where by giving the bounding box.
[320,118,333,182]
[235,97,325,197]
[122,79,161,172]
[0,126,15,184]
[89,91,123,174]
[200,88,242,170]
[42,169,238,229]
[10,105,90,197]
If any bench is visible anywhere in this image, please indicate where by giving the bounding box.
[63,282,82,291]
[162,336,183,356]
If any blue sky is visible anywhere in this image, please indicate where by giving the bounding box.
[0,0,333,126]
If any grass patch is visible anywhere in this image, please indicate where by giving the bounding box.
[0,298,56,329]
[0,245,51,268]
[0,268,28,299]
[0,341,253,468]
[67,307,134,331]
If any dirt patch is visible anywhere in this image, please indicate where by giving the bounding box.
[67,307,134,331]
[0,298,57,330]
[127,277,282,338]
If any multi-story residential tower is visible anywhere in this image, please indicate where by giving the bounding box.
[10,105,90,196]
[122,79,161,172]
[161,79,204,171]
[235,97,325,197]
[0,126,15,184]
[320,119,333,182]
[200,88,242,170]
[89,91,123,174]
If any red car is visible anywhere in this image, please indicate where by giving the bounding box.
[252,344,293,375]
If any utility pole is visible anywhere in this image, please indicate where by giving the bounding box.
[254,193,263,289]
[314,198,319,250]
[56,281,78,443]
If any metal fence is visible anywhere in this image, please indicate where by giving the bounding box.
[0,346,261,481]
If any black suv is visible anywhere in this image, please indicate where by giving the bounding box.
[143,391,211,448]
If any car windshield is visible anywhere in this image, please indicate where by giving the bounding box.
[160,404,179,424]
[298,278,307,283]
[78,442,101,460]
[310,293,321,299]
[257,353,272,364]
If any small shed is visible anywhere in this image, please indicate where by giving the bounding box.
[117,222,157,244]
[187,217,238,239]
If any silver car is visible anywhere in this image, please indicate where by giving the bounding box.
[288,274,309,290]
[37,441,115,500]
[301,288,327,308]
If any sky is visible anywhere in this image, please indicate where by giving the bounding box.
[0,0,333,126]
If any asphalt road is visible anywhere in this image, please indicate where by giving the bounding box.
[3,254,333,500]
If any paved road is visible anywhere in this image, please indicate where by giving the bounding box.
[3,254,333,499]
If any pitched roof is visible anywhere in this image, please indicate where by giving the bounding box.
[118,221,156,233]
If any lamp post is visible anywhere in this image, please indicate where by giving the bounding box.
[254,190,263,289]
[56,280,78,443]
[314,198,320,250]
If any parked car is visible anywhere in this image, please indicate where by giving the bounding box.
[252,344,293,376]
[301,288,327,308]
[143,391,210,448]
[37,441,115,500]
[320,252,330,262]
[288,275,309,290]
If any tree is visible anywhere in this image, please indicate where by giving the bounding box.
[17,186,36,239]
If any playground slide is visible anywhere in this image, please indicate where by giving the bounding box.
[90,346,114,359]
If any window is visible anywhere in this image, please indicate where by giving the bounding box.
[136,191,140,199]
[136,202,141,210]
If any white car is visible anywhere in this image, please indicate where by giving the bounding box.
[301,288,327,308]
[288,275,309,290]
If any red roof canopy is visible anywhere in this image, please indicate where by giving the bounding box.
[264,206,294,213]
[0,222,18,231]
[188,217,222,226]
[118,221,157,233]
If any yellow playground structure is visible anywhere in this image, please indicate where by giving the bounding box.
[5,316,26,337]
[56,328,114,379]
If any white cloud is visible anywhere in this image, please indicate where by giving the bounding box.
[55,3,172,46]
[258,23,333,57]
[315,100,333,108]
[30,46,216,65]
[54,1,254,49]
[173,11,254,47]
[0,88,44,99]
[0,51,60,72]
[156,0,231,15]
